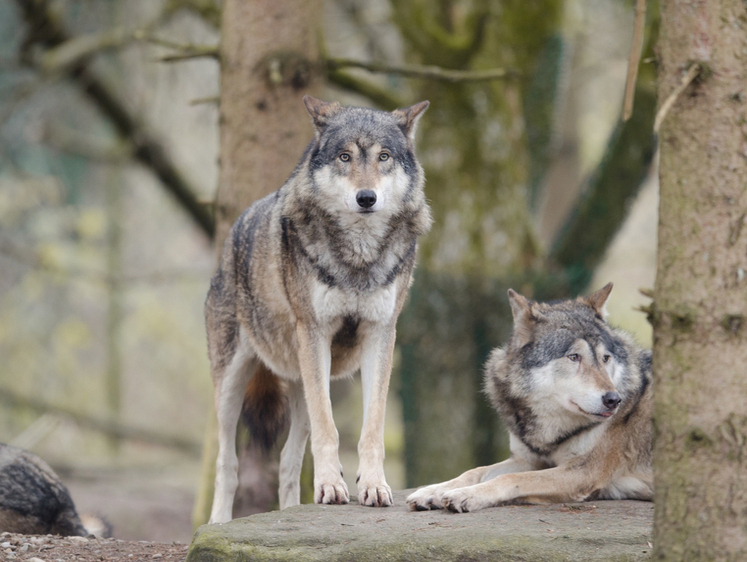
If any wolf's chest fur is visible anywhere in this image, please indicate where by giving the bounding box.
[309,278,398,326]
[281,201,421,293]
[230,192,423,382]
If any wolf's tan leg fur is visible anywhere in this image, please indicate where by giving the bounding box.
[279,380,310,509]
[406,458,531,510]
[357,323,396,507]
[295,322,349,504]
[209,347,256,524]
[441,465,601,513]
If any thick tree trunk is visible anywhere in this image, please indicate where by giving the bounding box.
[653,1,747,559]
[215,0,321,248]
[392,0,564,487]
[194,0,321,525]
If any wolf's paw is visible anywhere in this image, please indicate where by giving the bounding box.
[314,479,350,505]
[441,488,488,513]
[357,480,393,507]
[406,485,445,511]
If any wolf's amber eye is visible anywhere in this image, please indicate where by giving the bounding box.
[568,354,581,362]
[339,153,350,162]
[603,355,611,364]
[379,152,390,161]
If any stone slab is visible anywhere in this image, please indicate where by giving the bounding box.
[187,490,653,561]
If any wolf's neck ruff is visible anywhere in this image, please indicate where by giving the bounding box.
[488,372,602,458]
[281,191,428,293]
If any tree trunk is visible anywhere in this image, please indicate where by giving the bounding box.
[392,0,564,487]
[193,0,321,525]
[653,1,747,559]
[215,0,321,248]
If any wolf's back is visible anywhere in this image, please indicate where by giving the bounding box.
[207,189,289,452]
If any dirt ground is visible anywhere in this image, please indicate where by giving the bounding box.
[0,532,189,562]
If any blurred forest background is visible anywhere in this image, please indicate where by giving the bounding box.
[0,0,657,543]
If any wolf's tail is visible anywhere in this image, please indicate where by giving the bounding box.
[240,363,289,452]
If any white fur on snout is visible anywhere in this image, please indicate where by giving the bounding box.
[570,380,617,418]
[606,357,626,387]
[311,167,358,214]
[368,167,408,213]
[311,160,410,216]
[530,356,616,423]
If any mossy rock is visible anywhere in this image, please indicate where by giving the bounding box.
[187,490,653,561]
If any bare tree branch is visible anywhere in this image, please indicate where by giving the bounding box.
[38,25,219,70]
[654,62,701,133]
[39,28,138,71]
[622,0,647,121]
[0,230,208,285]
[325,56,519,83]
[327,69,404,110]
[1,386,202,457]
[153,41,219,62]
[190,95,219,106]
[43,123,133,163]
[12,0,215,238]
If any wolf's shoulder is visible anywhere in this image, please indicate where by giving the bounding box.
[224,189,284,255]
[233,190,283,232]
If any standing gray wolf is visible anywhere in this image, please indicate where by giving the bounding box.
[206,96,431,523]
[0,443,88,535]
[407,283,653,513]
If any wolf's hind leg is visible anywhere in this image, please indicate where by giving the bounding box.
[279,380,310,509]
[209,337,257,524]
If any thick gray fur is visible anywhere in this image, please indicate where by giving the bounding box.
[407,285,654,513]
[206,96,431,522]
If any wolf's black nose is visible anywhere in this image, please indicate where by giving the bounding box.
[602,392,621,410]
[356,190,377,209]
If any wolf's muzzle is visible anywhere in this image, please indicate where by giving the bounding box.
[356,190,377,209]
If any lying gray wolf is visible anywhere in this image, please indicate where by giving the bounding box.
[407,283,653,513]
[0,443,88,535]
[206,96,431,523]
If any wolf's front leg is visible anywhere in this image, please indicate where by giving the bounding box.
[406,466,492,511]
[406,458,531,511]
[441,465,595,513]
[296,322,349,505]
[357,323,396,507]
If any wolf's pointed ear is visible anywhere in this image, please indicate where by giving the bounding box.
[584,282,613,317]
[507,289,537,348]
[393,100,429,144]
[303,95,342,133]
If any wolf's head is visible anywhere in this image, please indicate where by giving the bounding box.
[505,283,629,421]
[301,96,429,218]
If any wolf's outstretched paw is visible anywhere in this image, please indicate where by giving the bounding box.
[315,480,349,505]
[442,488,487,513]
[358,482,393,507]
[406,486,445,511]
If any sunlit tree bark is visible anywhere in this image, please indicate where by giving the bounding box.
[653,0,747,559]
